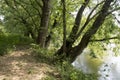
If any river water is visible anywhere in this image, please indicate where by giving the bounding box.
[72,49,120,80]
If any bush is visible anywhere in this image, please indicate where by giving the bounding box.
[56,60,98,80]
[30,43,55,63]
[0,33,33,55]
[30,44,98,80]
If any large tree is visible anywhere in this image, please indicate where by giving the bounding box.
[0,0,52,48]
[0,0,120,62]
[37,0,51,48]
[55,0,120,62]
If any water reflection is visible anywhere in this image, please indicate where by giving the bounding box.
[72,48,120,80]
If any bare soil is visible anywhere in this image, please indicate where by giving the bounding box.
[0,46,56,80]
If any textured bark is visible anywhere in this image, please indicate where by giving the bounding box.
[56,0,113,63]
[37,0,51,48]
[68,0,113,62]
[55,0,90,56]
[67,0,90,45]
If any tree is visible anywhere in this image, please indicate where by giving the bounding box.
[0,0,52,48]
[0,0,41,38]
[56,0,120,62]
[0,0,120,63]
[37,0,51,48]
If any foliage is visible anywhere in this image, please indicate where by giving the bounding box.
[0,0,120,79]
[55,59,98,80]
[30,43,55,63]
[31,46,98,80]
[0,33,33,55]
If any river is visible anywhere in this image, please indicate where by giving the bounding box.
[72,48,120,80]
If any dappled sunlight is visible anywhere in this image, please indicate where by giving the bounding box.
[0,0,120,79]
[0,47,55,80]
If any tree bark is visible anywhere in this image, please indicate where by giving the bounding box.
[37,0,51,48]
[68,0,113,62]
[55,0,90,56]
[62,0,67,54]
[56,0,113,63]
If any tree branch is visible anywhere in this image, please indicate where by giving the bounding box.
[67,0,90,44]
[34,0,43,8]
[76,1,104,38]
[29,0,41,18]
[15,0,37,28]
[90,36,119,42]
[69,0,114,61]
[107,7,120,15]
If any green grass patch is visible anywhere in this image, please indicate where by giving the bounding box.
[31,45,98,80]
[0,33,33,55]
[55,60,98,80]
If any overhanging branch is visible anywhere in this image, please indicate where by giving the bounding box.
[90,36,119,42]
[107,7,120,15]
[76,1,104,39]
[67,0,90,43]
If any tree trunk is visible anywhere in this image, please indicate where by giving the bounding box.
[55,0,90,56]
[45,17,58,48]
[56,0,113,63]
[62,0,67,54]
[37,0,51,48]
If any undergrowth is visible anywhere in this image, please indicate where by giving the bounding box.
[31,44,98,80]
[0,33,33,55]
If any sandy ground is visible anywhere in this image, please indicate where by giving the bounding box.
[0,46,55,80]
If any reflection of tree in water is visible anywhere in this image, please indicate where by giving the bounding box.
[72,49,120,80]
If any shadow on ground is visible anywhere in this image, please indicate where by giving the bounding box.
[0,46,57,80]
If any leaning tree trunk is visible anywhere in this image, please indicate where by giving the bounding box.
[37,0,51,48]
[55,0,90,56]
[56,0,113,63]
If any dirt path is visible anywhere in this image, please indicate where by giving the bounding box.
[0,46,55,80]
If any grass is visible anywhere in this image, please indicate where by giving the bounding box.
[0,32,98,80]
[0,33,33,55]
[31,44,98,80]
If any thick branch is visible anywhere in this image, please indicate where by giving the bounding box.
[76,1,104,38]
[67,0,90,46]
[69,0,113,62]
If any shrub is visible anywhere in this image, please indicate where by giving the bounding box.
[30,44,98,80]
[56,60,98,80]
[0,33,33,55]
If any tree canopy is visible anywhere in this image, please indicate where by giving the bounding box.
[0,0,120,62]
